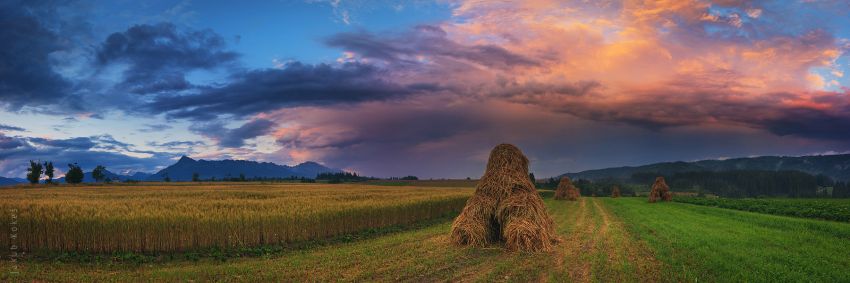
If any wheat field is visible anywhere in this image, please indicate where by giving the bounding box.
[0,183,472,253]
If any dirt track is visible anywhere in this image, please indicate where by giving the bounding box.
[552,198,663,282]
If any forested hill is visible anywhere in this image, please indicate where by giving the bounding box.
[562,154,850,181]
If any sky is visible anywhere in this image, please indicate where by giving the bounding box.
[1,0,849,179]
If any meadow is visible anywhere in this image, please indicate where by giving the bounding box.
[0,183,472,254]
[4,184,850,282]
[674,197,850,222]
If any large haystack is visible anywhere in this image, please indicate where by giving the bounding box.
[450,144,559,252]
[611,186,621,198]
[648,177,672,203]
[554,177,579,201]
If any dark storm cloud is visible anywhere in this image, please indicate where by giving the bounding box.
[0,134,26,151]
[325,25,538,69]
[762,108,850,140]
[27,137,97,150]
[24,134,156,154]
[276,107,485,150]
[147,62,424,120]
[0,134,174,177]
[0,0,73,110]
[0,124,25,132]
[96,23,239,94]
[524,85,850,141]
[190,119,277,148]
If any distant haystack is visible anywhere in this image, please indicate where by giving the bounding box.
[450,144,558,252]
[648,177,672,203]
[611,186,621,198]
[554,177,579,201]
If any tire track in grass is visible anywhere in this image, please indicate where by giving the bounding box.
[555,197,596,282]
[593,198,663,283]
[551,198,664,283]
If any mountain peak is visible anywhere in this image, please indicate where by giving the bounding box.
[177,155,196,163]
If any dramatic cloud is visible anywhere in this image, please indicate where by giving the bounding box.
[247,0,850,176]
[190,119,277,148]
[265,99,842,178]
[2,1,849,178]
[0,0,73,110]
[96,23,239,94]
[147,62,427,120]
[0,134,174,177]
[325,25,539,69]
[422,1,849,139]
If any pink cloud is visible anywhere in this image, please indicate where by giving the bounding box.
[220,1,850,176]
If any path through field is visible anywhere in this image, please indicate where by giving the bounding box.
[549,198,662,282]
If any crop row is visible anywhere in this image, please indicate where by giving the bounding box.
[0,183,473,253]
[674,197,850,222]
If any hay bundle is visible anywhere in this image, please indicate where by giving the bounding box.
[611,186,621,198]
[648,177,672,203]
[450,144,558,252]
[567,182,580,201]
[554,177,579,201]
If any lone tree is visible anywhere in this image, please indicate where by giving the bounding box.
[92,165,107,183]
[43,161,54,184]
[192,172,200,182]
[26,160,43,184]
[611,185,621,198]
[65,163,84,184]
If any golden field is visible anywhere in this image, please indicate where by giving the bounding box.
[0,183,472,253]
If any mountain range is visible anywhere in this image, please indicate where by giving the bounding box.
[145,156,339,181]
[0,177,26,186]
[4,154,849,185]
[562,154,850,182]
[0,156,338,185]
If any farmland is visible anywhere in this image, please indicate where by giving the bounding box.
[0,183,471,253]
[3,184,850,282]
[674,197,850,222]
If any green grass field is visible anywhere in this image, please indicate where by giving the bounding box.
[674,197,850,222]
[4,185,850,282]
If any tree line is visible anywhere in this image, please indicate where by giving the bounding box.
[22,160,419,185]
[540,170,847,198]
[630,170,835,198]
[25,161,111,184]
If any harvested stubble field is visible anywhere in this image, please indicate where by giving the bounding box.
[0,183,471,253]
[4,185,850,282]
